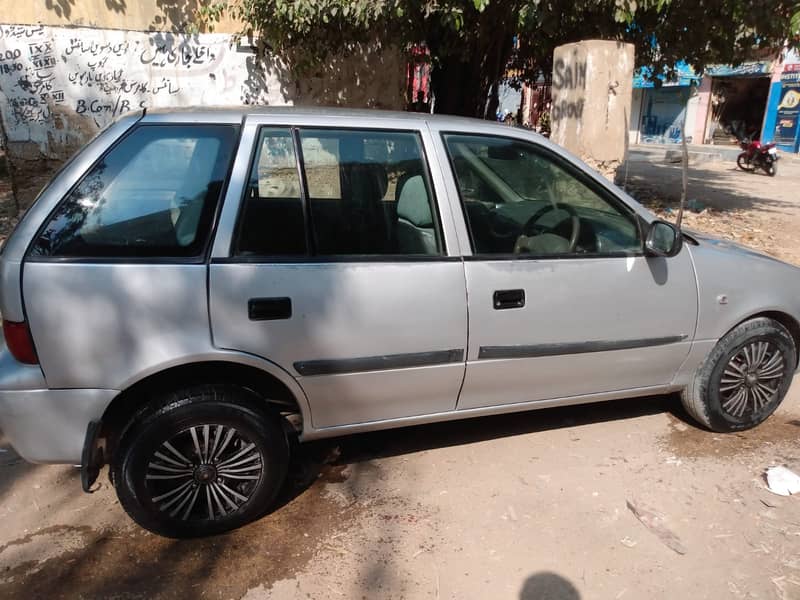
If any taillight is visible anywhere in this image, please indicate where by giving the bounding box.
[2,320,38,364]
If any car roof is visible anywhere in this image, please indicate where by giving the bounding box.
[141,105,506,130]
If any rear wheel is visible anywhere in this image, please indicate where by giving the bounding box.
[736,154,754,172]
[682,317,796,432]
[113,385,289,538]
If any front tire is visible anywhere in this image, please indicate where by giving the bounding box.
[766,161,777,177]
[113,385,289,538]
[682,318,796,432]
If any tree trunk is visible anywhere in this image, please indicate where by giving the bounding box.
[428,3,518,118]
[430,56,488,117]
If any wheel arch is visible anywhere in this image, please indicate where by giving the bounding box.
[99,356,311,461]
[731,310,800,367]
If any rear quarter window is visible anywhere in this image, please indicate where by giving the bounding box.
[28,124,239,259]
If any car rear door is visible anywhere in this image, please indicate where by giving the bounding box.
[208,114,468,430]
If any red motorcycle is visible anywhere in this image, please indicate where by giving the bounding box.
[737,137,779,176]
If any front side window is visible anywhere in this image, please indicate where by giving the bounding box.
[442,134,640,256]
[30,125,238,258]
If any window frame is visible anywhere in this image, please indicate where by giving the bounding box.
[440,131,646,261]
[229,126,310,258]
[24,123,242,264]
[227,124,450,262]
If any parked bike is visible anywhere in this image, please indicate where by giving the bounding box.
[737,137,779,176]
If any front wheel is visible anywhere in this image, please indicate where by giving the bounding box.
[113,385,289,538]
[736,153,754,172]
[765,161,778,177]
[682,317,796,432]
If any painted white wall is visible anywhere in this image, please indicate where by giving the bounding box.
[0,24,403,159]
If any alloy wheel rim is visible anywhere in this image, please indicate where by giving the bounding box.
[719,341,785,419]
[145,425,263,521]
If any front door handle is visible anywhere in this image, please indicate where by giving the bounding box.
[493,289,525,310]
[248,297,292,321]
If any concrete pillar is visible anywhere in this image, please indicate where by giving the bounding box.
[629,87,643,145]
[693,76,713,144]
[684,87,699,144]
[550,40,634,177]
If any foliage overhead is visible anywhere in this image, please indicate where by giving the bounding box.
[199,0,800,116]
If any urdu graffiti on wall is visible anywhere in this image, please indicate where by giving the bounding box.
[0,24,288,158]
[551,56,587,121]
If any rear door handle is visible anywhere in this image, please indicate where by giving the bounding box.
[248,297,292,321]
[493,289,525,310]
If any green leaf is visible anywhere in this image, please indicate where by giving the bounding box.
[197,0,798,118]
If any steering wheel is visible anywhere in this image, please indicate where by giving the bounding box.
[514,202,581,254]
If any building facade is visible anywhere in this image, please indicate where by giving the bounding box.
[629,62,700,145]
[630,50,800,154]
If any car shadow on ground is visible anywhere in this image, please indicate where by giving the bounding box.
[304,393,691,470]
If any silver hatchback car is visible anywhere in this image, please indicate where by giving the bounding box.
[1,108,798,537]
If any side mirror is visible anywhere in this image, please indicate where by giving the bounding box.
[645,219,682,257]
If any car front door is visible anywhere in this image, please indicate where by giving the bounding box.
[433,130,698,410]
[209,117,468,429]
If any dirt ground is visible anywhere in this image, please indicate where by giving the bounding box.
[1,153,800,599]
[621,155,800,266]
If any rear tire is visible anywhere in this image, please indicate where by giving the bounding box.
[736,154,754,172]
[681,318,795,432]
[113,385,289,538]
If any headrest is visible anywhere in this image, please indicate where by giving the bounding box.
[397,175,433,227]
[348,161,388,199]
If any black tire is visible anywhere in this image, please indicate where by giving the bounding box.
[766,161,777,177]
[736,154,754,172]
[682,317,796,432]
[113,385,289,538]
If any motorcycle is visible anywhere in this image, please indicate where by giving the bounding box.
[737,137,779,176]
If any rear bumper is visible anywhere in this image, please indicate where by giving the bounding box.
[0,340,116,463]
[0,388,116,463]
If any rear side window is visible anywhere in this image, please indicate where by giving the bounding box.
[234,127,442,257]
[300,129,440,255]
[29,125,238,258]
[234,128,306,256]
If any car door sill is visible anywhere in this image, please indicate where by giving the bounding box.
[299,383,678,441]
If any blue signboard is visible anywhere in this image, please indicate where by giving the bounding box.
[706,62,772,77]
[775,70,800,148]
[633,61,699,88]
[634,61,772,89]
